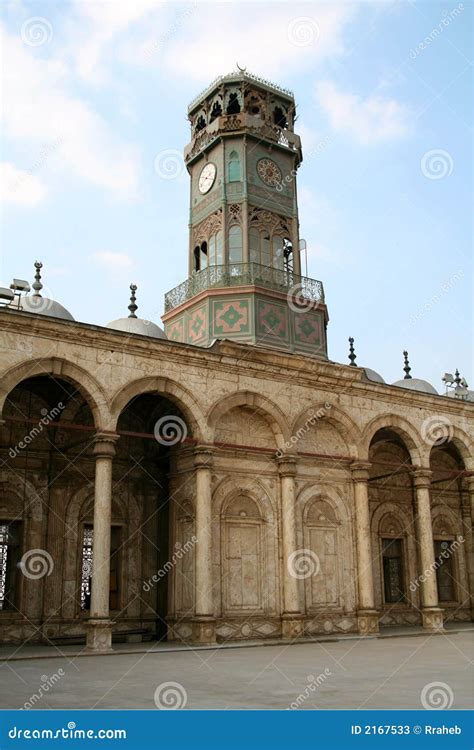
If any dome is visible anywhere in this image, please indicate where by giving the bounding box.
[392,378,438,395]
[362,367,385,384]
[107,316,166,340]
[106,283,167,340]
[18,295,75,321]
[12,261,75,321]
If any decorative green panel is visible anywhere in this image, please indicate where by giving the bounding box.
[165,317,185,342]
[187,304,208,344]
[256,299,289,343]
[213,298,251,336]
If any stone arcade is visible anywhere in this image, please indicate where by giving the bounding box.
[0,71,472,651]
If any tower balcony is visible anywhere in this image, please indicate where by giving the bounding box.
[184,113,302,166]
[164,262,324,313]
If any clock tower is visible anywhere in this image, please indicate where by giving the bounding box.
[162,70,328,358]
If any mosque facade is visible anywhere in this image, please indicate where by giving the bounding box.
[0,71,472,651]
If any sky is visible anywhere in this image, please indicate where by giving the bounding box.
[1,0,472,389]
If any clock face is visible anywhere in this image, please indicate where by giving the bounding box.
[198,163,217,194]
[257,158,282,187]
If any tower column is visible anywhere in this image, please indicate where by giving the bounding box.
[351,462,379,635]
[242,135,249,264]
[277,455,304,639]
[413,469,444,631]
[86,432,119,652]
[192,446,216,644]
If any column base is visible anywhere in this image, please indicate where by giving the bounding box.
[421,607,444,632]
[281,614,304,640]
[85,619,114,653]
[191,617,216,645]
[357,610,379,635]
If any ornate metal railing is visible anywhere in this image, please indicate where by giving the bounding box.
[188,70,294,111]
[164,262,325,313]
[184,113,301,163]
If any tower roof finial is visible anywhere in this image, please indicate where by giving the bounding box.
[403,350,412,379]
[32,261,43,296]
[348,337,357,367]
[128,284,138,318]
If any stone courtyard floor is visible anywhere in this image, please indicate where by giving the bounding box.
[0,628,472,710]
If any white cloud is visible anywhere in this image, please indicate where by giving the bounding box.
[0,25,140,199]
[122,3,358,81]
[91,251,135,273]
[0,162,47,205]
[67,0,161,84]
[316,80,411,144]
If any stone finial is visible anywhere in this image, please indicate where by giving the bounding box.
[403,350,412,379]
[32,261,43,296]
[348,337,357,367]
[128,284,138,318]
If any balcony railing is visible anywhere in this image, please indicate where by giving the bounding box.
[164,262,325,313]
[184,113,302,163]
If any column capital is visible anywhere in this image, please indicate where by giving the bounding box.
[464,473,474,491]
[350,461,371,481]
[93,432,119,458]
[193,445,214,469]
[276,454,298,477]
[412,468,432,489]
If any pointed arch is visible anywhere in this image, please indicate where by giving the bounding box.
[0,357,109,429]
[429,426,473,472]
[109,376,206,440]
[291,403,360,458]
[207,390,290,449]
[360,413,424,465]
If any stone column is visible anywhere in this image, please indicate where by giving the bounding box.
[462,475,474,619]
[192,446,216,644]
[351,462,379,635]
[277,455,303,639]
[413,468,444,631]
[86,432,119,652]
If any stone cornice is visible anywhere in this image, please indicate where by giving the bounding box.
[1,309,473,420]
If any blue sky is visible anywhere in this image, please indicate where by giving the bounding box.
[1,0,472,389]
